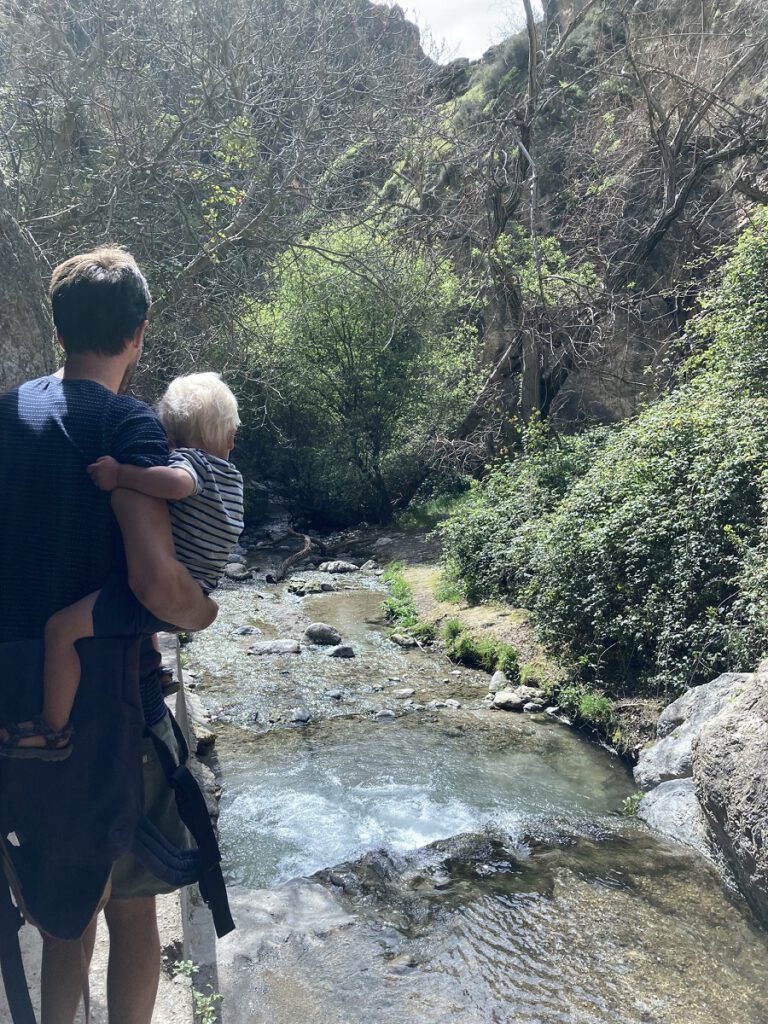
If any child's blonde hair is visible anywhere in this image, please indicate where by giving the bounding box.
[156,372,240,452]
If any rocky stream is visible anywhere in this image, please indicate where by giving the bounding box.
[180,531,768,1024]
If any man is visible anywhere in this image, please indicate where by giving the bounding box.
[0,247,217,1023]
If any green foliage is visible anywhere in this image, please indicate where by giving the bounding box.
[442,620,519,679]
[441,215,768,698]
[240,223,481,526]
[172,961,223,1024]
[620,792,643,817]
[490,226,600,304]
[519,660,559,695]
[433,572,463,604]
[382,562,419,629]
[558,684,616,730]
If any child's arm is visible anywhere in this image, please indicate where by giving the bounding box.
[88,456,196,500]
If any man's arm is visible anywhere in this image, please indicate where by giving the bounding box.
[111,488,217,631]
[89,456,195,500]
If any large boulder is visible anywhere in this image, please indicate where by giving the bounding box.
[693,674,768,925]
[304,622,342,646]
[0,179,54,392]
[633,672,750,790]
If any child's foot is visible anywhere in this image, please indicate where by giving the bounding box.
[0,716,73,761]
[159,666,180,697]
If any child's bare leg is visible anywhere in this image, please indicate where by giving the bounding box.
[42,591,100,733]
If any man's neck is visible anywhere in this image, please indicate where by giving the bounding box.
[61,353,127,394]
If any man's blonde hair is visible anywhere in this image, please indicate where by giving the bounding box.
[156,372,240,453]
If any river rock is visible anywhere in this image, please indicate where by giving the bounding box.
[372,537,393,548]
[493,686,546,711]
[488,671,506,694]
[428,700,448,709]
[290,707,312,724]
[232,625,261,636]
[390,634,417,648]
[359,559,377,571]
[327,645,355,658]
[634,672,750,790]
[445,699,461,709]
[185,691,216,755]
[693,673,768,925]
[325,690,343,700]
[318,560,358,573]
[393,688,416,699]
[224,562,252,580]
[524,701,545,713]
[375,709,396,720]
[304,622,342,646]
[637,779,712,860]
[247,639,301,655]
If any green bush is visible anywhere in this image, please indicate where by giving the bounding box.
[441,214,768,698]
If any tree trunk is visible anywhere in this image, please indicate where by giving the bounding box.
[0,181,54,392]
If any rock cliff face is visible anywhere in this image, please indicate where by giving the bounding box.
[636,668,768,927]
[0,181,54,392]
[693,674,768,926]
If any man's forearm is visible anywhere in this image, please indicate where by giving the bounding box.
[112,489,218,633]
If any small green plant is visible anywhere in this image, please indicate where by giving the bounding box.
[433,572,463,603]
[442,618,464,642]
[442,621,519,680]
[172,960,223,1024]
[621,792,643,816]
[558,684,615,729]
[382,562,419,628]
[409,621,437,643]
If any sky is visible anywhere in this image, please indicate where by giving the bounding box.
[396,0,523,62]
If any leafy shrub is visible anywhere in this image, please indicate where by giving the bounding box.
[441,214,768,698]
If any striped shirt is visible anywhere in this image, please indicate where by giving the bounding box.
[168,448,244,593]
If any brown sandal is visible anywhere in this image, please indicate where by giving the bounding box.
[0,715,73,761]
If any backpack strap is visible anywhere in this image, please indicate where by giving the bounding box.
[143,714,235,938]
[0,875,36,1024]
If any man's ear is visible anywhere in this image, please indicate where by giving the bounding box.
[131,320,148,351]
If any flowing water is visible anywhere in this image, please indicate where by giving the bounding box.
[184,561,768,1024]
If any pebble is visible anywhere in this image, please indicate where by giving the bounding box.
[318,560,358,573]
[359,559,377,571]
[327,645,355,658]
[393,688,416,699]
[451,670,461,676]
[232,625,261,636]
[224,562,252,581]
[445,699,461,709]
[524,701,545,713]
[432,873,451,890]
[427,700,448,709]
[290,707,311,724]
[325,690,343,700]
[374,709,396,721]
[247,639,301,655]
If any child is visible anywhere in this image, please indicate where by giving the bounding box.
[0,371,244,759]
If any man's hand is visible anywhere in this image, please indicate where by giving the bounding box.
[88,455,121,491]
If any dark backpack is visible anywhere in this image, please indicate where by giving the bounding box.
[0,636,233,1023]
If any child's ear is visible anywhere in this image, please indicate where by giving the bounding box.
[226,428,236,451]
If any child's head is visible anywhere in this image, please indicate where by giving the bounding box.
[156,372,241,457]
